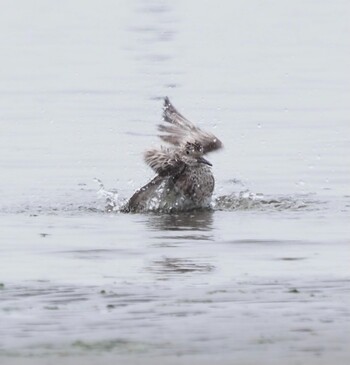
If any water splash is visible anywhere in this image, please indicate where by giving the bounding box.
[212,190,314,211]
[94,178,126,213]
[0,180,325,216]
[96,178,320,214]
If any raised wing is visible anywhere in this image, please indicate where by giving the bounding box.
[144,146,185,177]
[158,97,223,154]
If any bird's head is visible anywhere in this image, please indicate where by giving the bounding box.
[180,141,212,167]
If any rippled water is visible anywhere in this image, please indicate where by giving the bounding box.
[1,1,349,364]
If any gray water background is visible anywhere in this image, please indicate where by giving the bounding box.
[0,1,349,364]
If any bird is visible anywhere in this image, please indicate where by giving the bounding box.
[122,97,223,213]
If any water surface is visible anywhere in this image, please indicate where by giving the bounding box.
[0,1,349,364]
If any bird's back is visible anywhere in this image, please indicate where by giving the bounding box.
[123,165,214,213]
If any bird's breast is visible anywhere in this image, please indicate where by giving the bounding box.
[174,166,214,203]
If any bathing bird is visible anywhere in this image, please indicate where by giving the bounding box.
[122,97,223,212]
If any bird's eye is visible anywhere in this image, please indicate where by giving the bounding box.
[186,150,190,155]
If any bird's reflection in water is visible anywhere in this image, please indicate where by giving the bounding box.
[149,257,215,279]
[143,210,215,279]
[145,209,214,233]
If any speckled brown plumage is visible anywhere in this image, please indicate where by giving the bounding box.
[122,97,223,213]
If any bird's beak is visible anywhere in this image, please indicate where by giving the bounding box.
[197,156,212,166]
